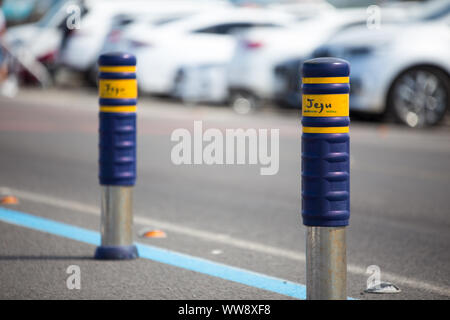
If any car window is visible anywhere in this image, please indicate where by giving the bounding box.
[152,16,186,26]
[421,3,450,21]
[56,5,88,30]
[193,23,252,34]
[193,22,279,35]
[112,15,135,28]
[408,0,450,22]
[37,0,70,27]
[325,0,380,8]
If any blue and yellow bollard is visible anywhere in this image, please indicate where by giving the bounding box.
[301,57,350,299]
[94,52,139,260]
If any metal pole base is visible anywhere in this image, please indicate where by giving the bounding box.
[95,186,139,260]
[306,226,347,300]
[94,245,138,260]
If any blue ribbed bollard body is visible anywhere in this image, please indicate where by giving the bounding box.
[98,53,137,186]
[301,58,350,227]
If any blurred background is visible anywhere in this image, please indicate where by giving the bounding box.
[0,0,449,127]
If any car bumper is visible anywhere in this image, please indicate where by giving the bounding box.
[347,57,390,114]
[228,60,275,100]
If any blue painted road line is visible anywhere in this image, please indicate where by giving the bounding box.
[0,207,308,299]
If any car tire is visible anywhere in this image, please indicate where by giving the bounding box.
[229,91,261,115]
[85,65,99,87]
[387,66,449,127]
[171,68,184,99]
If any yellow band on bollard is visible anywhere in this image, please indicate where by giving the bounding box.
[302,77,349,84]
[302,94,349,117]
[99,79,137,99]
[99,66,137,73]
[302,126,349,134]
[100,106,137,113]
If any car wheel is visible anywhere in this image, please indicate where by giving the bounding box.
[388,67,449,127]
[85,65,99,87]
[230,91,260,115]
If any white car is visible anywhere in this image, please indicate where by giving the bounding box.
[4,0,84,67]
[59,0,227,83]
[101,14,193,56]
[312,0,450,127]
[130,8,298,96]
[100,1,231,56]
[227,5,411,113]
[173,63,229,104]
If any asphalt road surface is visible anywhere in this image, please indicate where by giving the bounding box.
[0,88,449,300]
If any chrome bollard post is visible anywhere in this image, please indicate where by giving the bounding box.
[306,227,346,299]
[100,186,134,247]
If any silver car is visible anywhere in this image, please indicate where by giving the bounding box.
[313,0,450,127]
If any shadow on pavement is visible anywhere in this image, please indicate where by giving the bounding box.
[0,255,94,261]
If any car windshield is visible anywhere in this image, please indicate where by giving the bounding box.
[415,0,450,21]
[326,0,450,16]
[325,0,390,8]
[36,0,72,28]
[152,16,186,26]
